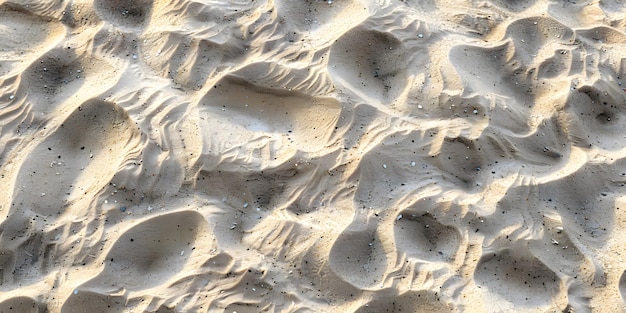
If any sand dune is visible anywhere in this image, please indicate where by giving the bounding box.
[1,0,626,312]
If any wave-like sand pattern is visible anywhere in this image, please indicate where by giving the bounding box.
[2,0,626,311]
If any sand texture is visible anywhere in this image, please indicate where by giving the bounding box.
[1,0,626,312]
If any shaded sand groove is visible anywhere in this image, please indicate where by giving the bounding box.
[2,0,626,312]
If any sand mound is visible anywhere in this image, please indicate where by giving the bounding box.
[1,0,626,312]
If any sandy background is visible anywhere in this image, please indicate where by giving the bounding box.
[1,0,626,312]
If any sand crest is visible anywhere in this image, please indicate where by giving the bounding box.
[1,0,626,312]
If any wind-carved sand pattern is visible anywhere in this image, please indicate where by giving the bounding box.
[2,0,626,312]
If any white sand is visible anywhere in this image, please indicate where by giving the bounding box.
[1,0,626,312]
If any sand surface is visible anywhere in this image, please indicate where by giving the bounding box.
[1,0,626,312]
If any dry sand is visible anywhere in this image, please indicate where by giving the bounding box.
[1,0,626,312]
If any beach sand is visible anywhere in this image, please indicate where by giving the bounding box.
[1,0,626,312]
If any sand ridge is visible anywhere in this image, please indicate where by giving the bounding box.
[1,0,626,312]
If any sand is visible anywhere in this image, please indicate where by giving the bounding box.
[1,0,626,312]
